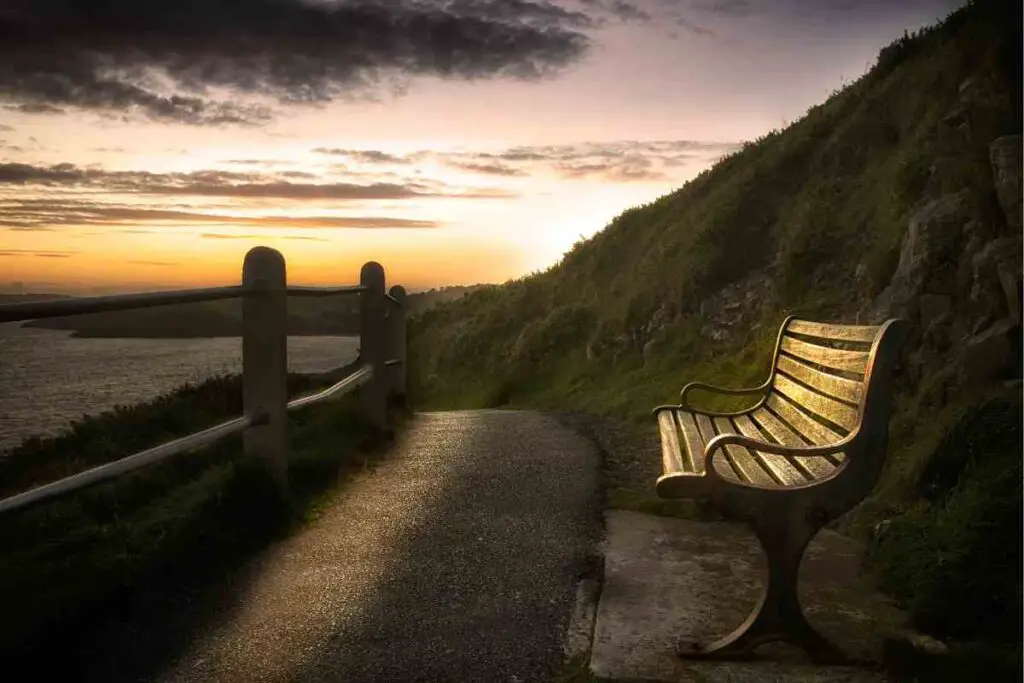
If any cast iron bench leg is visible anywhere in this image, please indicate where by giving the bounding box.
[677,513,848,664]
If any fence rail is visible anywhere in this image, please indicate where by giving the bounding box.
[0,246,407,516]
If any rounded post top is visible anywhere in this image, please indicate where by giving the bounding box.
[242,246,286,284]
[360,261,386,291]
[388,284,407,302]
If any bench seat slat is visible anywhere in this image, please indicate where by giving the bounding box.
[775,355,864,405]
[696,413,739,481]
[772,374,860,431]
[657,410,686,475]
[749,407,838,480]
[713,417,778,486]
[675,410,705,475]
[786,320,879,343]
[732,414,808,486]
[780,336,870,374]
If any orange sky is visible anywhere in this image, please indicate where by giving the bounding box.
[0,0,962,294]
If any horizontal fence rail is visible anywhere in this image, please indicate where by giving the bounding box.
[0,247,407,517]
[0,413,260,515]
[286,364,373,412]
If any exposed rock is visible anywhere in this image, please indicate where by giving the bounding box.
[904,633,949,655]
[872,191,973,320]
[989,135,1022,232]
[918,294,952,331]
[921,311,953,354]
[998,262,1021,324]
[958,318,1018,386]
[697,270,773,342]
[924,157,964,197]
[956,220,995,296]
[642,339,658,365]
[968,235,1023,331]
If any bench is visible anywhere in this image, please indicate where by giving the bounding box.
[653,316,909,664]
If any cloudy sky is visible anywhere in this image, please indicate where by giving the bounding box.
[0,0,961,293]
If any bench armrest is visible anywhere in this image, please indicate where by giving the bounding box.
[701,432,857,481]
[679,379,771,412]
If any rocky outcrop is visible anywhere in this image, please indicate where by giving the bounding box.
[866,130,1022,390]
[874,191,974,317]
[989,134,1022,232]
[697,270,774,343]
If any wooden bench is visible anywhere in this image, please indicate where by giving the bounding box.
[654,316,909,663]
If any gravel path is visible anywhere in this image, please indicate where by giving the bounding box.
[152,410,602,683]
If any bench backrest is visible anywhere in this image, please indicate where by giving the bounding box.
[763,317,908,459]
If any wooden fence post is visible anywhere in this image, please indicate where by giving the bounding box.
[242,247,288,488]
[387,285,407,406]
[359,261,388,429]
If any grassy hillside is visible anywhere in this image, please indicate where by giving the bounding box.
[409,0,1021,656]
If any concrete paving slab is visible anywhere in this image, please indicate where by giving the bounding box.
[591,510,912,683]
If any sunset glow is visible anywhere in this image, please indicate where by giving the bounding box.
[0,0,961,293]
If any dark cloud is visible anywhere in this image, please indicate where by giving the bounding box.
[0,162,515,200]
[0,124,13,132]
[312,149,416,164]
[555,155,668,181]
[201,234,331,242]
[5,103,64,115]
[675,17,716,35]
[445,161,529,177]
[438,139,740,181]
[0,0,590,125]
[200,233,261,239]
[693,0,753,17]
[0,200,443,230]
[578,0,651,22]
[0,248,75,257]
[301,139,740,182]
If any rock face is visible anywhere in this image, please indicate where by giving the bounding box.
[990,135,1022,232]
[698,270,774,343]
[864,128,1022,390]
[872,191,974,322]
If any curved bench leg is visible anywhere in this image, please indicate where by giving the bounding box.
[677,515,847,665]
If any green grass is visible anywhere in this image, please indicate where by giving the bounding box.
[0,368,399,668]
[407,0,1022,666]
[866,393,1022,643]
[549,653,596,683]
[606,487,716,520]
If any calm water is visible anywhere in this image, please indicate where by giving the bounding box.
[0,323,359,453]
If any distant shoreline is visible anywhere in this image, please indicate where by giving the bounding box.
[6,284,486,339]
[58,329,359,339]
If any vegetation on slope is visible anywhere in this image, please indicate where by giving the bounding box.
[409,0,1021,657]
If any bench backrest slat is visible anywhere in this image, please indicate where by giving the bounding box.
[765,318,903,456]
[785,319,880,343]
[765,392,847,445]
[772,374,860,431]
[775,355,864,405]
[778,336,871,374]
